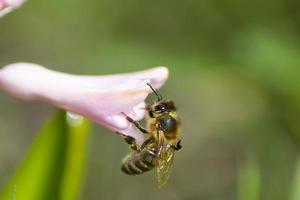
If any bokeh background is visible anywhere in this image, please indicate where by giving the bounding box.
[1,0,300,199]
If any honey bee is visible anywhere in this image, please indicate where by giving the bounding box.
[117,83,181,188]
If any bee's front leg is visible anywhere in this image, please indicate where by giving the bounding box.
[173,140,182,151]
[121,112,149,134]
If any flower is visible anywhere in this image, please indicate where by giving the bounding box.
[0,63,169,142]
[0,0,26,17]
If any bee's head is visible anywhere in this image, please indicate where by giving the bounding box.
[149,100,176,117]
[146,83,176,117]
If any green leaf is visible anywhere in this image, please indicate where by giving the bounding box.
[238,157,261,200]
[0,110,91,200]
[290,157,300,200]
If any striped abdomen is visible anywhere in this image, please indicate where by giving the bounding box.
[121,149,156,175]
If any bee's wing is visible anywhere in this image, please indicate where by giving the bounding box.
[155,131,175,188]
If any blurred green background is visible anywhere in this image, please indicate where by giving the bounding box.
[1,0,300,199]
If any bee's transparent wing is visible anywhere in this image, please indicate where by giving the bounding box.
[155,131,175,188]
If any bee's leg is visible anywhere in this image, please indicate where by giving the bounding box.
[121,112,149,134]
[124,136,139,151]
[173,140,182,151]
[138,136,154,151]
[116,131,138,151]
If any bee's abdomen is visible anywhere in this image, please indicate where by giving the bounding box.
[121,150,155,175]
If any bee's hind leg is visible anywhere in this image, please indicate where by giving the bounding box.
[121,112,149,134]
[139,136,154,151]
[116,131,138,151]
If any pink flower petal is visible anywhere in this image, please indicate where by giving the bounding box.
[0,2,4,9]
[3,0,25,7]
[0,0,26,17]
[0,63,169,142]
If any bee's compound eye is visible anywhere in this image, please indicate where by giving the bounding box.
[155,104,167,112]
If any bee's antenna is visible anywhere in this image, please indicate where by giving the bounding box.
[147,83,163,101]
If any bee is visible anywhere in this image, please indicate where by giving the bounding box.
[117,83,181,188]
